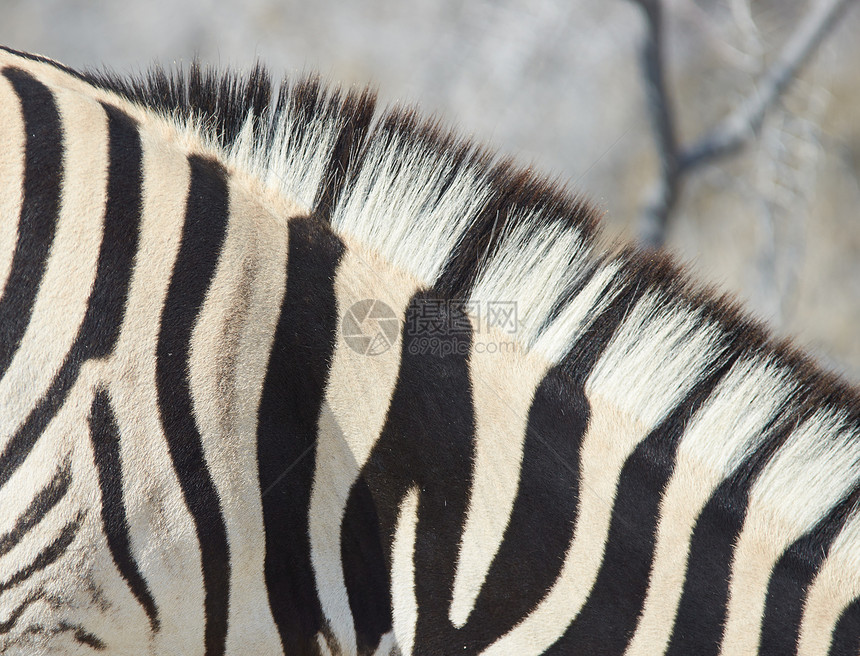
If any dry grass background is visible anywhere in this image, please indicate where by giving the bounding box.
[2,0,859,379]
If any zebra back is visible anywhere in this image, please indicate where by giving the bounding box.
[1,46,860,655]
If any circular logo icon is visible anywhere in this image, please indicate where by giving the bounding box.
[342,299,400,356]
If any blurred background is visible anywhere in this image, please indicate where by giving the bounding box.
[2,0,859,379]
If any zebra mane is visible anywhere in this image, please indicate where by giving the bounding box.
[75,57,860,539]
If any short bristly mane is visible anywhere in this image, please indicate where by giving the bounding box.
[76,55,860,547]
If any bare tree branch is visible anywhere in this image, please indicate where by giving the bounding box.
[628,0,682,247]
[631,0,858,248]
[682,0,855,169]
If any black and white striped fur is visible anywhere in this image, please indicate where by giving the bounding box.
[1,45,859,655]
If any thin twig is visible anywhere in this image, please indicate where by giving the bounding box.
[631,0,857,247]
[628,0,683,247]
[681,0,856,170]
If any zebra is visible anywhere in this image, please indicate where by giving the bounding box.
[1,44,859,656]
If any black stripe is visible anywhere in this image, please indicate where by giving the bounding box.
[0,48,88,82]
[89,388,160,632]
[0,513,83,593]
[665,476,748,655]
[0,462,70,557]
[666,416,796,655]
[257,216,344,655]
[155,155,231,656]
[341,476,392,653]
[61,102,145,575]
[85,103,145,355]
[0,590,44,634]
[435,270,640,652]
[455,363,586,650]
[830,597,860,656]
[0,102,143,492]
[57,621,107,651]
[341,291,475,655]
[759,492,860,655]
[0,68,63,380]
[311,90,375,223]
[546,350,738,655]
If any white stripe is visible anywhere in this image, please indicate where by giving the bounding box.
[0,85,107,446]
[309,243,420,655]
[626,357,791,656]
[450,334,548,627]
[798,511,860,655]
[372,631,400,656]
[451,245,616,627]
[532,261,621,363]
[317,632,336,656]
[188,178,292,656]
[485,295,720,654]
[391,488,420,656]
[105,120,205,654]
[469,216,589,346]
[722,411,860,653]
[0,404,75,574]
[451,218,613,626]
